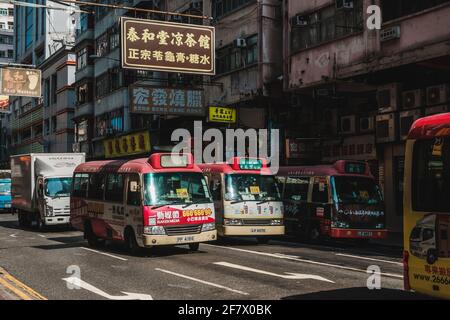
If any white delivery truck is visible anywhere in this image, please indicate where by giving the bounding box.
[11,153,85,229]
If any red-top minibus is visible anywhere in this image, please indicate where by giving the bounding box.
[70,153,216,253]
[403,113,450,299]
[277,160,386,241]
[199,157,284,243]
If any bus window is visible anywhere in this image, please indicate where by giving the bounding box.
[210,177,222,201]
[331,176,383,205]
[88,173,105,200]
[73,173,89,198]
[127,174,141,206]
[143,172,211,206]
[284,177,309,202]
[413,137,450,212]
[225,174,281,202]
[105,174,124,203]
[312,178,328,204]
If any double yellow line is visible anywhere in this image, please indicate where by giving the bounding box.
[0,267,47,300]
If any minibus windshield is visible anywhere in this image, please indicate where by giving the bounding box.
[331,176,383,205]
[225,174,281,202]
[144,172,212,206]
[45,177,72,198]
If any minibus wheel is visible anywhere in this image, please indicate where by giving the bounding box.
[308,225,321,241]
[188,243,199,251]
[125,228,141,255]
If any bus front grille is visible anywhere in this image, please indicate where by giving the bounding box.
[165,224,202,236]
[242,219,272,226]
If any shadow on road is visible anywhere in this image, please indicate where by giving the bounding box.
[281,287,435,300]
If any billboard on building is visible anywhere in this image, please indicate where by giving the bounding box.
[0,95,9,113]
[130,85,204,116]
[103,131,151,159]
[0,67,41,98]
[121,17,215,75]
[208,106,236,123]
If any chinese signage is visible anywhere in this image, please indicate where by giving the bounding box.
[322,135,376,163]
[0,67,41,97]
[209,106,236,123]
[285,138,321,159]
[121,17,215,75]
[104,131,151,159]
[130,85,204,116]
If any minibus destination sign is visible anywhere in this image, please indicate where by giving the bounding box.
[239,159,262,170]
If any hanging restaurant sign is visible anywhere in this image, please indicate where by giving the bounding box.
[0,67,41,98]
[208,106,237,123]
[121,17,215,75]
[130,85,205,116]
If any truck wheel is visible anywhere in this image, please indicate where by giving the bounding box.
[36,218,46,231]
[125,228,141,255]
[427,249,438,265]
[188,243,200,251]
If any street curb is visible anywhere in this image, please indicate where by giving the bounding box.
[0,267,47,300]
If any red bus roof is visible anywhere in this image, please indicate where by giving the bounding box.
[408,113,450,140]
[74,153,202,174]
[277,160,373,178]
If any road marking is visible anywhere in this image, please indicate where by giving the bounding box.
[63,277,152,300]
[205,244,403,279]
[155,268,249,296]
[0,267,47,300]
[214,262,335,283]
[80,247,128,261]
[9,233,17,238]
[38,234,46,238]
[335,253,403,266]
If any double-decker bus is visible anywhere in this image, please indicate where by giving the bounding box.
[277,160,386,241]
[199,158,284,243]
[70,153,216,254]
[403,113,450,299]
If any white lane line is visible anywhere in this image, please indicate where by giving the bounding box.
[9,233,18,238]
[214,262,335,283]
[155,268,249,296]
[38,234,46,238]
[335,253,403,266]
[204,244,403,279]
[80,247,128,261]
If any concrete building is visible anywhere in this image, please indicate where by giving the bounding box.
[9,1,77,155]
[282,0,450,233]
[0,3,14,63]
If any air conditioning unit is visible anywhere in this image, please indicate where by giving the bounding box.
[359,116,375,133]
[402,89,424,109]
[399,109,422,140]
[72,142,80,153]
[336,0,354,10]
[234,38,247,48]
[377,83,401,113]
[380,26,401,42]
[426,84,450,106]
[339,115,356,134]
[376,113,397,143]
[293,15,309,27]
[425,105,450,116]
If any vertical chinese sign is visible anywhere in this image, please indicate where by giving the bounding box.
[130,85,204,116]
[121,17,215,75]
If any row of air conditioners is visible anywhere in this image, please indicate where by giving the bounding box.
[377,83,450,114]
[337,106,449,143]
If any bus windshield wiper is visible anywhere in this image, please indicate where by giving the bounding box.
[182,200,211,208]
[230,200,247,204]
[256,200,270,205]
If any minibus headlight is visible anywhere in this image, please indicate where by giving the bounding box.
[270,219,283,226]
[224,219,243,226]
[375,223,384,229]
[201,223,216,232]
[144,226,166,235]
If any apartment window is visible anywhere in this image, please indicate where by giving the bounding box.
[44,118,50,135]
[382,0,450,21]
[95,73,109,99]
[43,78,50,107]
[76,82,93,105]
[79,13,89,34]
[291,1,363,52]
[7,50,12,58]
[109,30,119,50]
[51,116,57,133]
[0,23,6,30]
[213,0,254,19]
[21,128,31,141]
[95,109,124,137]
[216,34,258,75]
[51,74,57,104]
[76,119,89,142]
[0,51,5,58]
[76,47,89,70]
[95,32,109,57]
[0,35,13,45]
[8,8,13,16]
[7,21,13,30]
[0,9,7,16]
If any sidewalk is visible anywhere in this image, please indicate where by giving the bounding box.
[371,232,404,249]
[0,267,46,300]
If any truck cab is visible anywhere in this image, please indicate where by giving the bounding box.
[0,178,12,212]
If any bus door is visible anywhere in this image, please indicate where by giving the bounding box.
[309,176,331,238]
[208,173,223,230]
[282,176,310,236]
[125,173,143,243]
[104,173,125,241]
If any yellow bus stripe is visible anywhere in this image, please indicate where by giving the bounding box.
[0,268,47,300]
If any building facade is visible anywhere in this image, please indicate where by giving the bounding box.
[283,0,450,233]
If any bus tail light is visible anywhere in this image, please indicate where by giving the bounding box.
[403,250,411,291]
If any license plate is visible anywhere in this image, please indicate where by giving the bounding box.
[176,236,195,243]
[358,231,372,237]
[251,228,267,233]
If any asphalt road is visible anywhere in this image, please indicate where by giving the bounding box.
[0,213,425,300]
